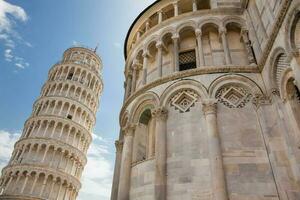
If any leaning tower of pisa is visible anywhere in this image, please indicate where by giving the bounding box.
[0,46,103,200]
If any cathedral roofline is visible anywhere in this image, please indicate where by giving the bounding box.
[124,0,160,59]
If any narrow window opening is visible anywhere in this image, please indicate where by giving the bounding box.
[67,115,73,120]
[179,50,196,71]
[67,73,73,80]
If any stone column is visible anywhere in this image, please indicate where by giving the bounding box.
[196,29,205,67]
[20,175,29,194]
[156,41,163,78]
[110,140,123,200]
[30,175,38,195]
[202,99,228,200]
[192,0,197,11]
[241,29,256,65]
[125,70,133,99]
[158,10,163,24]
[131,61,140,93]
[152,107,168,200]
[117,124,136,200]
[142,51,149,85]
[219,28,232,65]
[173,1,179,17]
[172,34,180,72]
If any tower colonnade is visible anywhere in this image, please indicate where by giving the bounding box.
[0,46,103,200]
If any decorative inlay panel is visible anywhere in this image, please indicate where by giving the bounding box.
[170,90,199,113]
[216,86,252,108]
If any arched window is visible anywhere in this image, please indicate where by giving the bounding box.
[133,109,155,163]
[179,26,197,71]
[291,12,300,49]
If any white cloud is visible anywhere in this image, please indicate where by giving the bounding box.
[0,130,21,173]
[0,0,30,69]
[79,134,114,200]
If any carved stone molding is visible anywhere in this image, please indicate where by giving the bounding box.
[252,94,272,108]
[151,107,168,121]
[120,65,259,120]
[122,124,136,137]
[202,99,218,115]
[216,86,252,108]
[170,89,199,113]
[115,140,124,152]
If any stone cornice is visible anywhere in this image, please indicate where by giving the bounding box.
[257,0,292,71]
[120,65,259,123]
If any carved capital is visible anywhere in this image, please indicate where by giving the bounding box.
[195,28,202,37]
[252,94,272,108]
[172,33,180,41]
[271,88,280,97]
[219,27,227,36]
[115,140,123,152]
[122,123,136,137]
[156,41,163,49]
[151,107,168,121]
[202,99,218,115]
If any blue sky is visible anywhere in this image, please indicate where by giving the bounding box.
[0,0,154,199]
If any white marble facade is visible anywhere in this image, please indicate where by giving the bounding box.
[112,0,300,200]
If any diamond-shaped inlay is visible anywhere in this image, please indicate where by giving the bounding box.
[170,90,198,113]
[216,86,252,108]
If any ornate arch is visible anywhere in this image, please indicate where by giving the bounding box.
[198,17,222,30]
[222,16,246,29]
[209,74,264,108]
[268,47,290,91]
[128,91,159,124]
[285,2,300,55]
[159,27,176,41]
[176,20,197,34]
[280,67,295,101]
[160,79,208,108]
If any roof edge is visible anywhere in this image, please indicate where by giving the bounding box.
[124,0,160,59]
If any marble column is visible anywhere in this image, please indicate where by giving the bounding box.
[131,61,140,93]
[117,124,136,200]
[20,174,29,194]
[241,28,256,65]
[172,34,180,72]
[202,99,228,200]
[152,107,168,200]
[173,1,179,17]
[30,175,38,195]
[196,29,205,67]
[125,70,133,99]
[111,140,123,200]
[156,41,163,78]
[158,10,163,24]
[142,51,149,85]
[192,0,197,11]
[219,28,232,65]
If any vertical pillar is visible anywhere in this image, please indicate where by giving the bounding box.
[192,0,197,11]
[125,70,133,99]
[219,28,232,65]
[172,34,180,72]
[3,176,13,194]
[156,41,163,78]
[20,175,29,194]
[152,107,168,200]
[30,174,38,195]
[202,99,228,200]
[48,178,56,199]
[56,181,62,200]
[117,124,135,200]
[131,60,140,93]
[111,140,123,200]
[241,28,257,65]
[142,51,149,85]
[173,1,179,17]
[145,21,150,32]
[39,177,48,197]
[196,29,205,67]
[158,10,163,24]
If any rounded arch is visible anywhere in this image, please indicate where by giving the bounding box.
[280,67,296,101]
[144,35,159,50]
[285,2,300,55]
[128,91,159,124]
[208,74,264,98]
[159,27,176,41]
[268,47,290,91]
[222,16,246,29]
[176,20,197,34]
[160,79,208,106]
[198,17,222,30]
